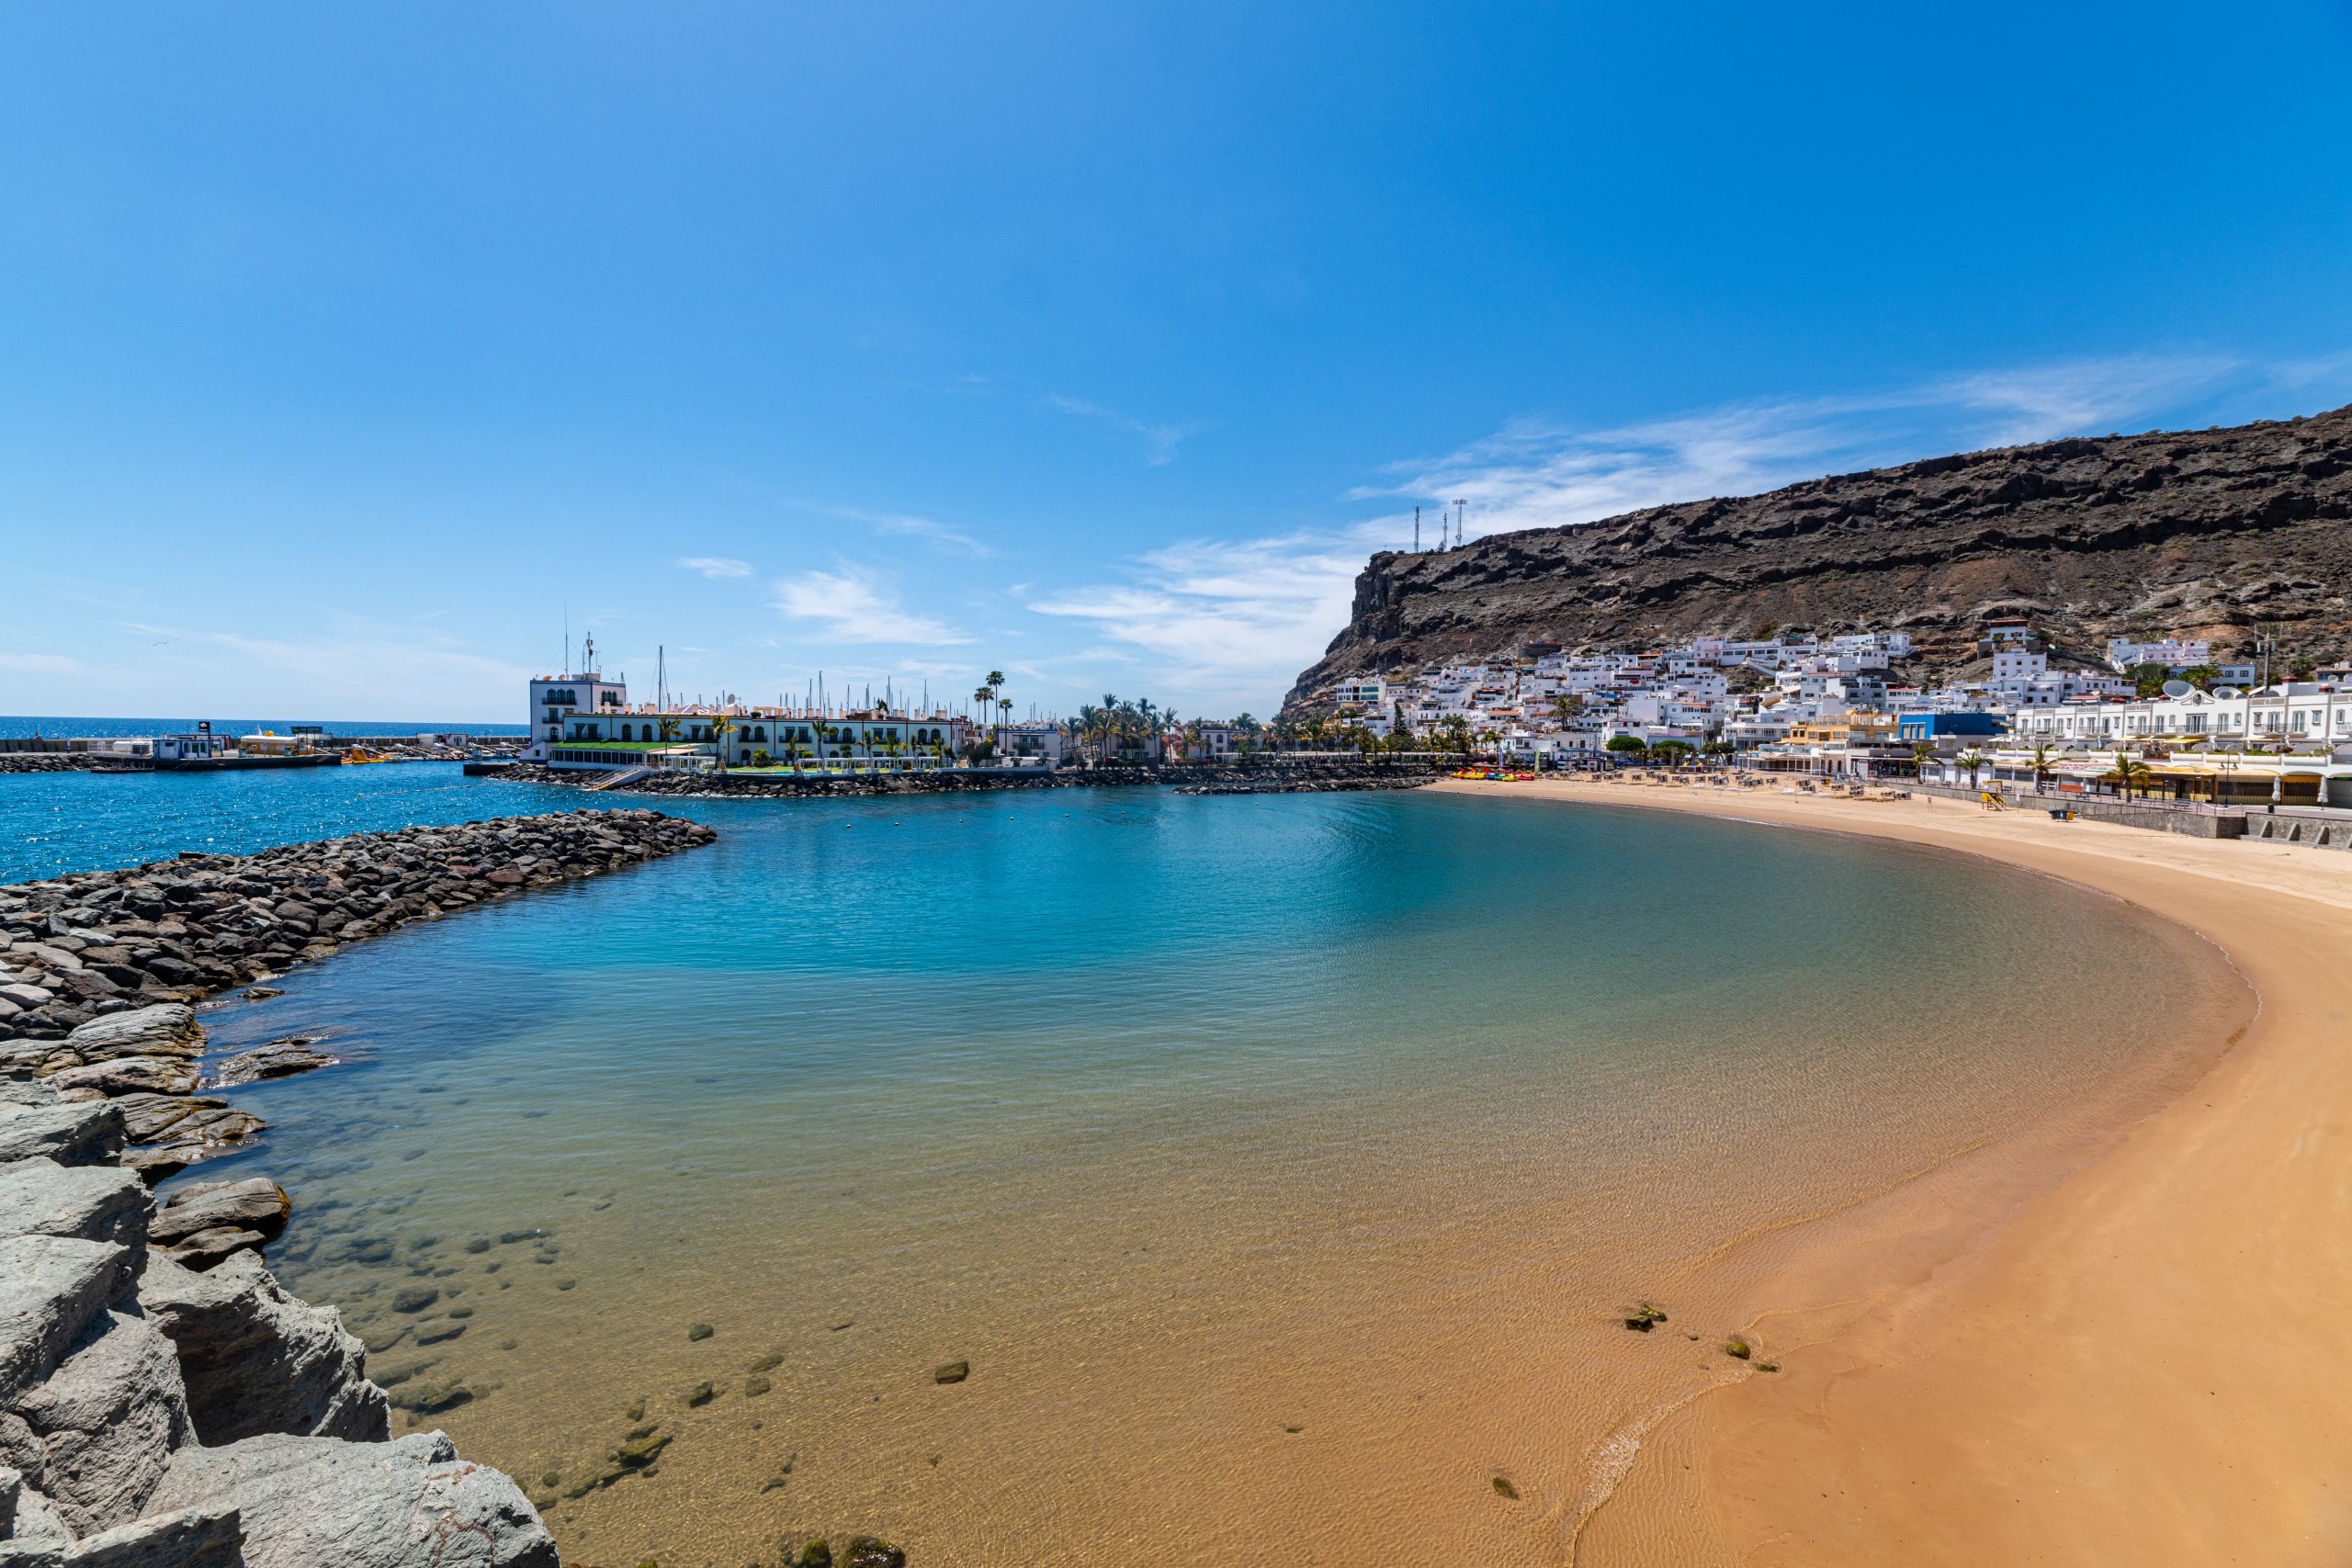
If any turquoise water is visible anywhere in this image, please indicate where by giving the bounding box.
[0,763,571,882]
[0,773,2245,1564]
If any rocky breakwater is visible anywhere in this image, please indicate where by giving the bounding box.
[0,811,716,1179]
[0,1071,558,1565]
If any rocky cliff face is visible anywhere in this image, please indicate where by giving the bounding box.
[1283,404,2352,710]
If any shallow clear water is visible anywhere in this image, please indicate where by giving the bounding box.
[2,773,2245,1564]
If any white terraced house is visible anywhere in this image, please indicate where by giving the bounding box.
[2005,682,2352,750]
[2106,636,2211,671]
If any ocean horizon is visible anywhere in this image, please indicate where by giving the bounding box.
[1,715,528,739]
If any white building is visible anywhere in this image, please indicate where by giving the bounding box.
[2106,637,2211,672]
[2005,682,2352,750]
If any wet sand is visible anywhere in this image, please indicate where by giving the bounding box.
[1440,775,2352,1566]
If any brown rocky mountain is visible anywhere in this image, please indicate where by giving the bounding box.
[1283,403,2352,712]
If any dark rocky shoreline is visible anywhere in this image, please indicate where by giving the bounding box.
[487,757,1445,799]
[0,810,930,1564]
[1,810,716,1045]
[1,1071,558,1565]
[0,811,724,1565]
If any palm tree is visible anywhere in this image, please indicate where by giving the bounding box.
[2106,748,2153,801]
[2029,744,2056,793]
[657,716,681,743]
[1954,749,1987,791]
[997,697,1013,739]
[1908,740,1936,779]
[707,714,735,773]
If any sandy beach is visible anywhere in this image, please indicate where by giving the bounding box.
[1437,774,2352,1566]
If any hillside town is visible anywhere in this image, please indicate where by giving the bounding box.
[492,621,2352,813]
[1317,622,2352,810]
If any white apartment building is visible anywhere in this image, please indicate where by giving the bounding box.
[2106,637,2211,671]
[1988,649,2048,689]
[2006,682,2352,748]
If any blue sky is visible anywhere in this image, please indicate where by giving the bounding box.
[7,2,2352,723]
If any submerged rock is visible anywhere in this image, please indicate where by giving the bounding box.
[209,1040,338,1089]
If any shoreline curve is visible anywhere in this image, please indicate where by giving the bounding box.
[1437,775,2352,1567]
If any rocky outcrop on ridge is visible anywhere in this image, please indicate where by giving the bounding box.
[1284,403,2352,710]
[0,1072,556,1566]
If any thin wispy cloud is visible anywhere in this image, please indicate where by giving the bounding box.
[735,488,995,558]
[678,557,754,579]
[0,652,83,674]
[1029,532,1368,712]
[202,630,531,687]
[771,567,968,646]
[1043,352,2321,712]
[1372,352,2259,545]
[822,502,991,558]
[1046,395,1196,466]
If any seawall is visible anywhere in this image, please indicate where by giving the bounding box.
[487,757,1446,799]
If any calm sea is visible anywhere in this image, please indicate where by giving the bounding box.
[0,715,526,740]
[0,769,2248,1564]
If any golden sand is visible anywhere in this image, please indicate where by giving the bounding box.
[1438,775,2352,1566]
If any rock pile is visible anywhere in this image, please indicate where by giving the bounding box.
[1,809,715,1047]
[1,811,714,1183]
[0,1074,558,1565]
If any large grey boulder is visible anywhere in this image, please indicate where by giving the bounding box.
[146,1431,557,1568]
[55,1012,201,1066]
[0,1465,75,1552]
[0,1164,149,1251]
[43,1503,242,1566]
[8,1312,189,1537]
[0,1105,122,1169]
[40,1062,198,1100]
[0,1237,132,1404]
[139,1253,388,1445]
[149,1181,288,1247]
